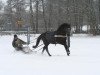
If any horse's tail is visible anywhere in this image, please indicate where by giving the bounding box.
[33,34,43,48]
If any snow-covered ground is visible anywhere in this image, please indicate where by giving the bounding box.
[0,34,100,75]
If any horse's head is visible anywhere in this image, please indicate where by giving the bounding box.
[57,23,71,36]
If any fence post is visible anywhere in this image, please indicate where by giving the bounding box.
[27,26,30,44]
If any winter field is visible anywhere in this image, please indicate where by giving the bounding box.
[0,34,100,75]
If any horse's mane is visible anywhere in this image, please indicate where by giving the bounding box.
[56,23,71,34]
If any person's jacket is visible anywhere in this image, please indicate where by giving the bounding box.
[12,38,27,48]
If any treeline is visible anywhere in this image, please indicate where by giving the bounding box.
[0,0,100,35]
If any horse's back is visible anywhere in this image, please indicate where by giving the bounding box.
[45,31,56,44]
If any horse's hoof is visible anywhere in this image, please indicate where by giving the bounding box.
[68,54,70,56]
[67,52,70,56]
[49,55,52,56]
[32,46,36,48]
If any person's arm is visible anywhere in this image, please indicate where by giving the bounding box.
[19,39,27,44]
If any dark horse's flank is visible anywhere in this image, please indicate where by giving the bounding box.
[33,23,71,56]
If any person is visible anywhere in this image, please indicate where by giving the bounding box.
[12,34,27,51]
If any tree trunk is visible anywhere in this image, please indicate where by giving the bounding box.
[30,0,35,32]
[36,1,39,33]
[41,0,47,31]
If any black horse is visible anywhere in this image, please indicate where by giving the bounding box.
[33,23,71,56]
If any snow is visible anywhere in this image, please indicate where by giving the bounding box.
[0,34,100,75]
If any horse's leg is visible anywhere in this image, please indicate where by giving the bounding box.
[45,46,51,56]
[64,44,70,56]
[42,46,46,54]
[42,45,51,56]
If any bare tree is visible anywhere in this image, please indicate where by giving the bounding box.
[30,0,35,31]
[41,0,47,31]
[47,0,53,31]
[0,1,3,10]
[4,0,14,30]
[36,0,39,33]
